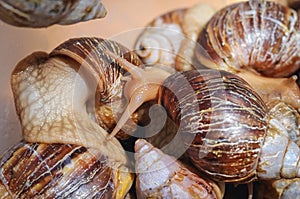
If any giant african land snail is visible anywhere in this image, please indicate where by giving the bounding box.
[105,49,300,186]
[0,0,106,27]
[0,37,145,198]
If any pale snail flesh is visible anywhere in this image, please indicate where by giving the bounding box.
[0,141,133,198]
[196,1,300,78]
[0,0,106,27]
[134,139,225,199]
[105,51,300,184]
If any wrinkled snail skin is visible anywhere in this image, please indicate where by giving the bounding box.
[0,141,132,198]
[134,139,225,199]
[196,1,300,78]
[0,0,106,27]
[7,37,140,198]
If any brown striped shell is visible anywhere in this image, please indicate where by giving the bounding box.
[0,141,133,198]
[196,1,300,77]
[159,69,268,183]
[0,0,106,27]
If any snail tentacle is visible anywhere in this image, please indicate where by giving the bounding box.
[105,50,171,139]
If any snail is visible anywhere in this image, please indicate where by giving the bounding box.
[134,139,225,199]
[134,3,216,72]
[195,0,300,109]
[0,0,106,28]
[0,37,149,197]
[105,50,300,184]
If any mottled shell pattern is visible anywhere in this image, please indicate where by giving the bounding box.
[0,141,133,198]
[134,139,225,199]
[196,1,300,77]
[0,0,106,27]
[159,69,268,183]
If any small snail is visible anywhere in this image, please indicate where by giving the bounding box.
[0,37,147,197]
[134,139,225,199]
[106,50,300,184]
[134,3,216,72]
[0,0,107,27]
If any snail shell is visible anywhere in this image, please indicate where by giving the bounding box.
[196,1,300,77]
[0,141,133,198]
[267,101,300,144]
[159,69,268,182]
[0,0,106,27]
[134,8,187,73]
[134,3,216,72]
[134,139,224,199]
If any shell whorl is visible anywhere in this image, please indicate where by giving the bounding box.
[159,69,268,182]
[134,139,224,199]
[0,141,133,198]
[134,8,187,73]
[0,0,106,27]
[196,1,300,77]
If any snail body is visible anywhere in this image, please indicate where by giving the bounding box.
[0,0,106,27]
[134,139,225,199]
[2,37,145,197]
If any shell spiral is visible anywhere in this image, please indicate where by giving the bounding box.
[196,1,300,77]
[159,69,268,182]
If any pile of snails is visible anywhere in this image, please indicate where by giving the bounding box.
[0,0,300,198]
